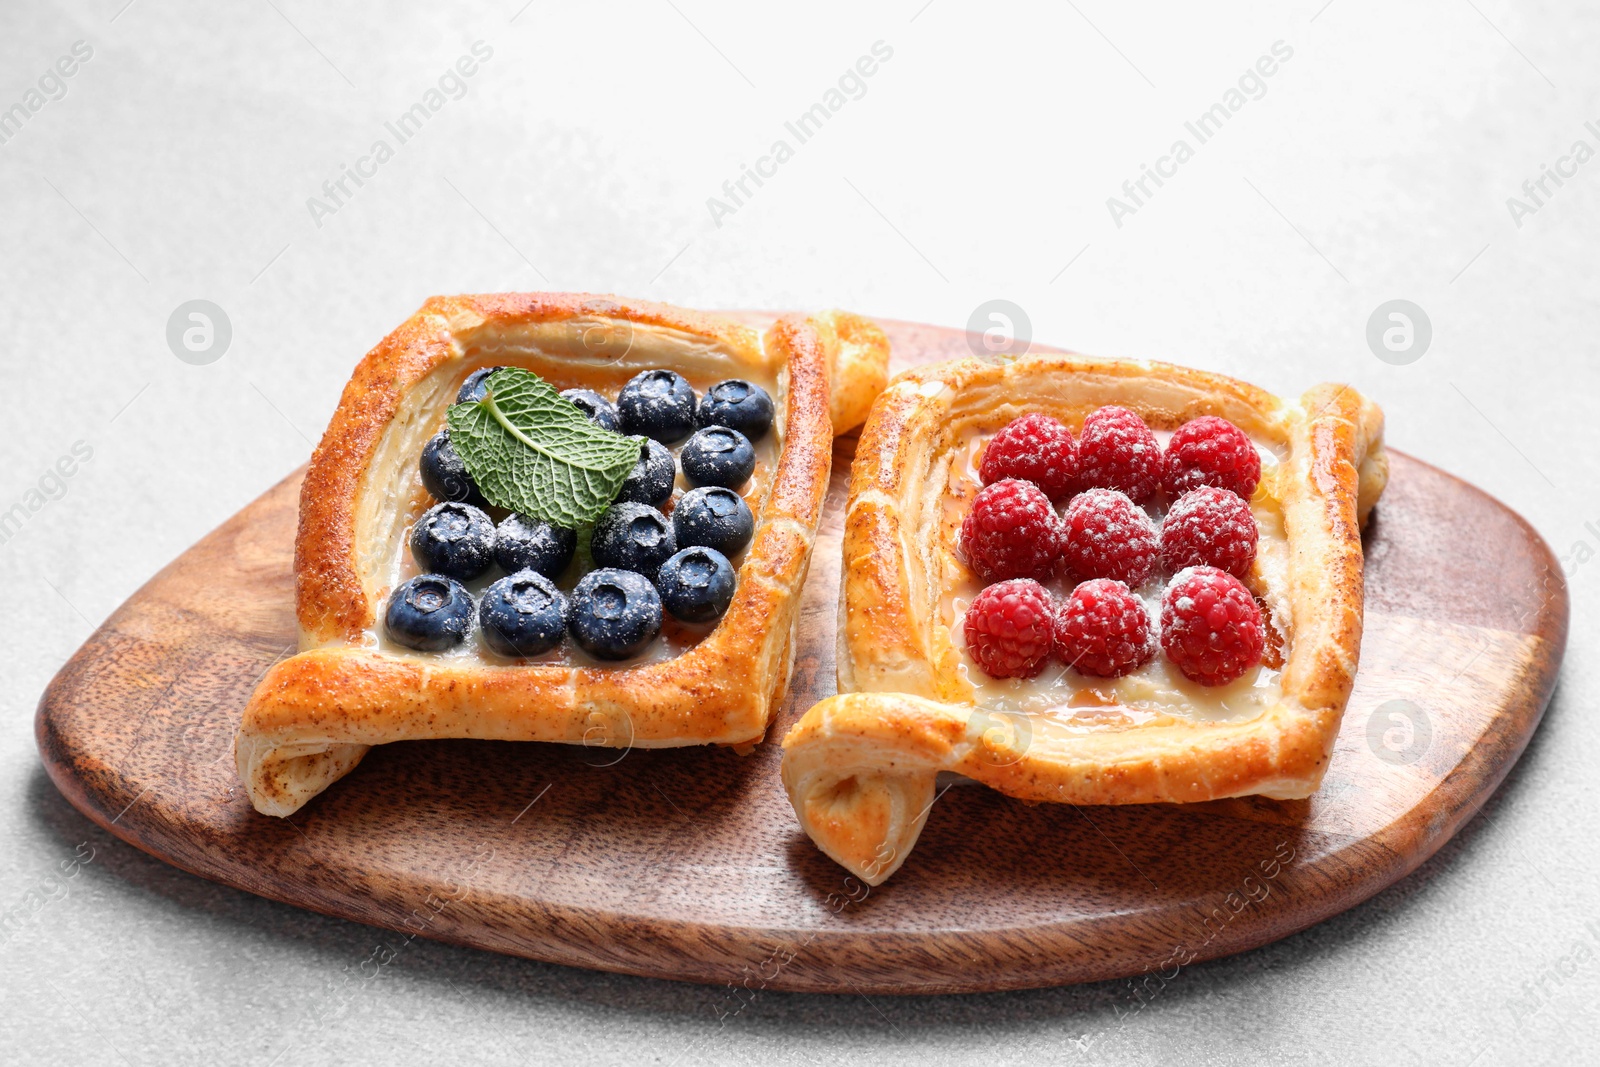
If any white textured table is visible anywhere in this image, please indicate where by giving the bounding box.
[1,2,1594,1064]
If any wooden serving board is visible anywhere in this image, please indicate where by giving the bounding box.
[36,321,1568,994]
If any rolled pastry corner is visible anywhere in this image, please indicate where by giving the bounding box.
[234,652,370,817]
[781,692,978,885]
[812,311,890,435]
[1301,381,1388,527]
[235,732,368,819]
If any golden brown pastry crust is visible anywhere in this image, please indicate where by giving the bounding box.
[814,310,890,435]
[238,294,888,817]
[781,354,1388,883]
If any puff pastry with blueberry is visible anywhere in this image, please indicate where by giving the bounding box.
[237,293,888,817]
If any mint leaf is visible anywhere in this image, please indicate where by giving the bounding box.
[446,368,645,528]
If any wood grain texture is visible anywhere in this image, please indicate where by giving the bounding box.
[34,321,1568,994]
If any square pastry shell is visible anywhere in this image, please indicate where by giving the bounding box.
[237,293,888,817]
[780,353,1387,884]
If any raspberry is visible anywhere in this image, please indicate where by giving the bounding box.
[1076,405,1162,504]
[1159,566,1265,686]
[979,413,1078,502]
[1163,415,1261,499]
[1055,579,1155,677]
[963,579,1056,678]
[959,478,1060,582]
[1160,486,1258,579]
[1060,488,1158,586]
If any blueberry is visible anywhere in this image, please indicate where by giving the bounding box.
[569,568,662,660]
[673,486,754,558]
[493,514,576,579]
[616,369,697,444]
[656,546,737,624]
[561,388,621,432]
[385,574,474,651]
[479,570,568,658]
[615,439,676,506]
[419,430,488,508]
[590,501,677,579]
[697,379,774,442]
[679,426,756,489]
[410,501,495,581]
[456,366,507,404]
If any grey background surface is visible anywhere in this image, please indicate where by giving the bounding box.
[1,1,1596,1063]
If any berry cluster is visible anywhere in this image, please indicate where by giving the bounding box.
[391,368,773,660]
[959,408,1268,686]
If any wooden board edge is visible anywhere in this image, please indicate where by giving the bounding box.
[30,446,1570,995]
